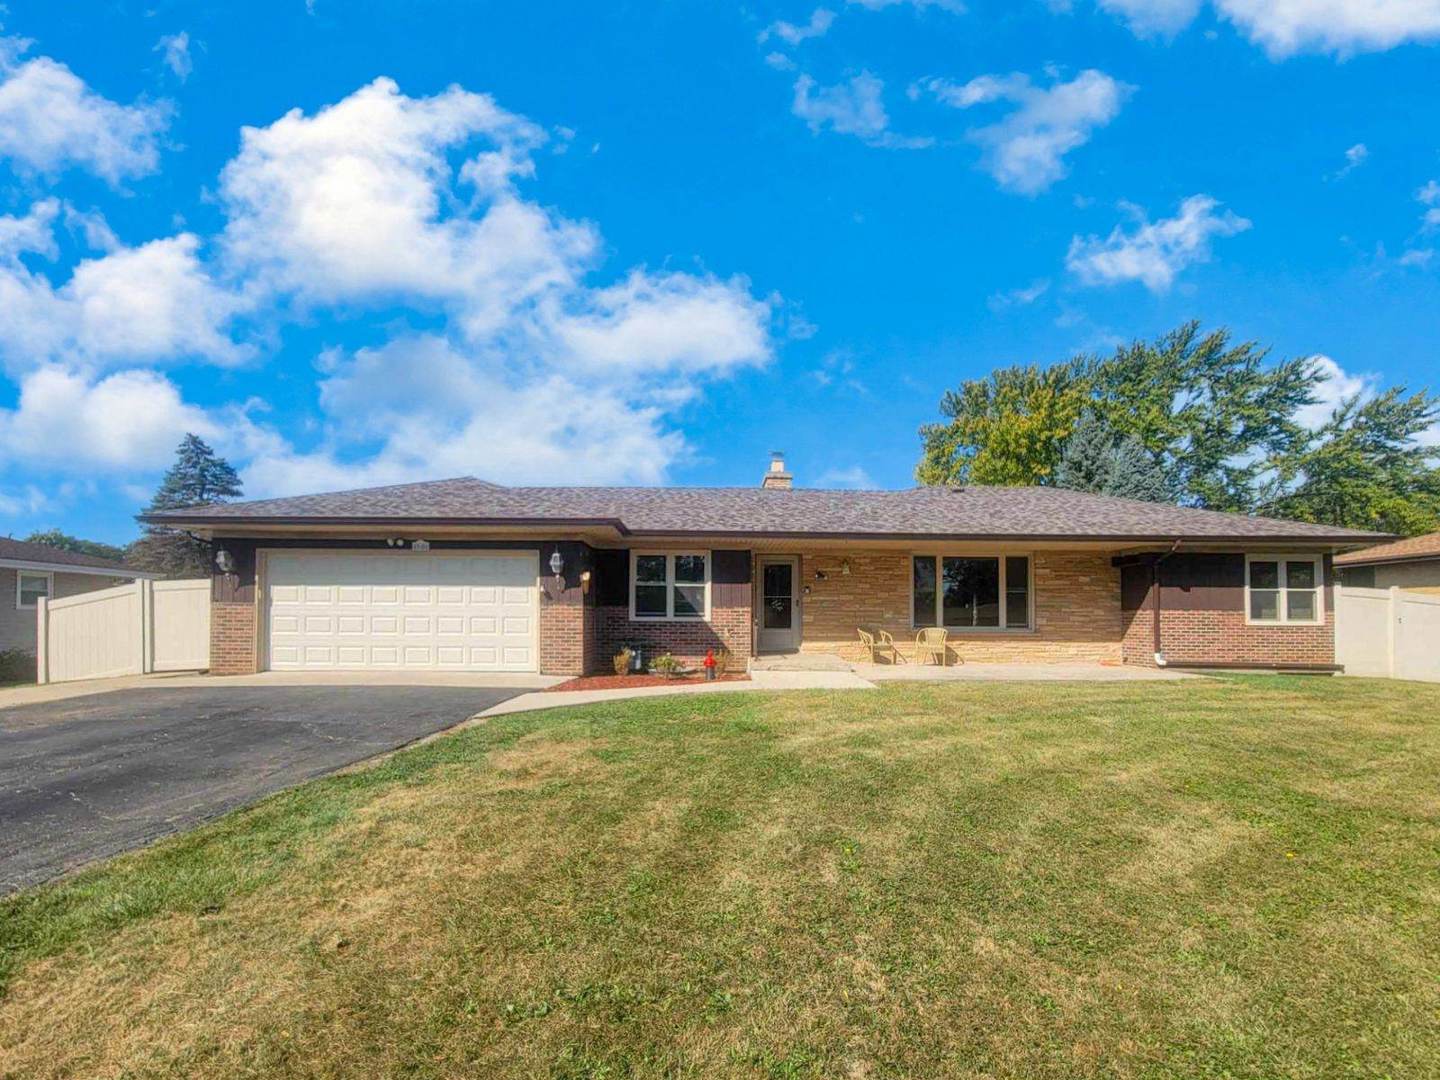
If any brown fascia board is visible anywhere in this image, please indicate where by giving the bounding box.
[1335,551,1440,568]
[140,514,1381,547]
[139,514,635,534]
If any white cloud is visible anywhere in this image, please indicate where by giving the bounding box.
[1098,0,1202,36]
[0,202,248,373]
[1218,0,1440,58]
[0,366,217,471]
[1097,0,1440,57]
[792,72,933,149]
[818,465,875,488]
[0,78,777,490]
[0,483,48,516]
[244,335,685,495]
[988,278,1051,310]
[1066,194,1251,291]
[1398,248,1434,267]
[1295,354,1378,429]
[917,69,1131,194]
[0,37,170,183]
[848,0,967,12]
[1418,180,1440,231]
[764,51,798,71]
[154,32,193,81]
[759,8,836,45]
[1330,142,1368,179]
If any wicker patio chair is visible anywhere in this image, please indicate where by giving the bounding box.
[915,627,950,666]
[857,627,905,664]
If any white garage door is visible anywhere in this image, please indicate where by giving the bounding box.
[265,551,538,672]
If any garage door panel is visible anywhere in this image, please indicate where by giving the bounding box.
[267,552,537,672]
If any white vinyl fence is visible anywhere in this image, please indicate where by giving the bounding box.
[1335,586,1440,684]
[37,578,210,684]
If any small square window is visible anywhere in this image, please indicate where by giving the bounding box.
[17,572,50,609]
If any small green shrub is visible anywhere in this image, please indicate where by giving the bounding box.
[650,653,683,679]
[0,649,36,685]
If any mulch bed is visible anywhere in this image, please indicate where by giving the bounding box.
[545,672,751,692]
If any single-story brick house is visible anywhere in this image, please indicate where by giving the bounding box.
[1335,531,1440,596]
[0,537,150,656]
[144,456,1384,677]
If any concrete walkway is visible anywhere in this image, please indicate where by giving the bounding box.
[854,661,1194,682]
[478,668,875,719]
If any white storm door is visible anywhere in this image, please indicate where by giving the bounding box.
[757,557,801,652]
[265,552,537,671]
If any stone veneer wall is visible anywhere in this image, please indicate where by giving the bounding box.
[795,550,1124,663]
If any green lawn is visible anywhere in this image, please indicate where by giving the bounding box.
[2,677,1438,1078]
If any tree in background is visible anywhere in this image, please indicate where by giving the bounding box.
[917,322,1313,510]
[127,435,243,578]
[1053,411,1171,503]
[23,530,127,564]
[916,362,1089,486]
[1258,389,1440,536]
[915,321,1440,533]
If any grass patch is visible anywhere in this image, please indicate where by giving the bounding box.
[2,678,1438,1078]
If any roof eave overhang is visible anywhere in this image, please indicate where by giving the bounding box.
[1335,551,1440,569]
[0,557,157,579]
[146,516,1381,549]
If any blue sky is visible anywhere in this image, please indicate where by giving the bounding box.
[1,0,1438,544]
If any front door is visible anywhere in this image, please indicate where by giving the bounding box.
[758,557,801,652]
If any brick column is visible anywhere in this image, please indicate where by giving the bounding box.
[211,601,258,675]
[537,542,595,676]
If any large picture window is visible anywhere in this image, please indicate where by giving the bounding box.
[913,555,1030,630]
[1246,555,1323,625]
[630,552,709,621]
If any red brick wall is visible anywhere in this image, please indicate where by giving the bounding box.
[210,601,257,675]
[594,602,751,672]
[1121,554,1337,668]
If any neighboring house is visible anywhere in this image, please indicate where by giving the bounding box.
[0,538,150,655]
[1335,532,1440,596]
[144,455,1384,677]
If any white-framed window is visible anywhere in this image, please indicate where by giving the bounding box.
[1245,554,1324,625]
[630,551,710,621]
[912,554,1032,631]
[16,570,52,610]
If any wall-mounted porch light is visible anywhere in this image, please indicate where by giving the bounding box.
[549,550,565,582]
[215,548,235,574]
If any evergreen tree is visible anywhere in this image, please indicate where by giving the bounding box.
[127,435,243,578]
[1052,411,1115,493]
[1106,436,1171,503]
[1053,412,1171,503]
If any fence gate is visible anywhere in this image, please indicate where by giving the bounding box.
[37,579,211,684]
[1335,586,1440,684]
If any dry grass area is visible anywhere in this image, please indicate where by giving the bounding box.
[2,675,1438,1079]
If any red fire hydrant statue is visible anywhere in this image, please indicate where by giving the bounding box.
[703,649,717,681]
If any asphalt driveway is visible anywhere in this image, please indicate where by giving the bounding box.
[0,684,526,893]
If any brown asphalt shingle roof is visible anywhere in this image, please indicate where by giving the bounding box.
[144,476,1386,544]
[1335,531,1440,566]
[0,536,137,573]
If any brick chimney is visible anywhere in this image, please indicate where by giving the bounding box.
[761,451,793,490]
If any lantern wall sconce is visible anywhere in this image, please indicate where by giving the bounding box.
[814,569,828,581]
[215,548,235,574]
[548,550,565,580]
[840,558,852,576]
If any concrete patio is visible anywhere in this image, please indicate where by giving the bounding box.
[751,653,1195,681]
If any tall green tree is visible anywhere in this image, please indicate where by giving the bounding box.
[916,361,1090,486]
[24,529,128,563]
[127,435,243,578]
[1259,389,1440,536]
[917,322,1316,510]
